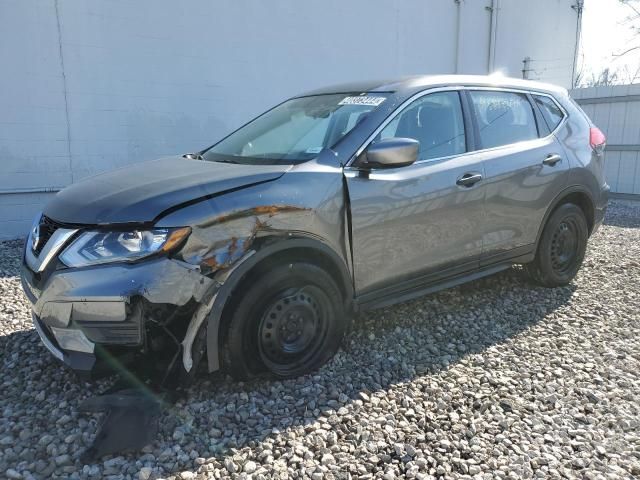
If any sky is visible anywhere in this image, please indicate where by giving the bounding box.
[580,0,640,84]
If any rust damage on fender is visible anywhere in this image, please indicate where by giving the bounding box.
[174,204,311,375]
[104,204,310,388]
[180,204,310,274]
[203,204,308,227]
[200,235,250,272]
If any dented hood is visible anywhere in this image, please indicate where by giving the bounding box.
[44,156,289,225]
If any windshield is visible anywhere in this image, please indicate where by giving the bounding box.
[203,93,390,165]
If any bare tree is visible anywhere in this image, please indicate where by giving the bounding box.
[613,0,640,57]
[575,0,640,87]
[582,68,619,87]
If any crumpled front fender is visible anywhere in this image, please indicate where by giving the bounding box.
[156,163,351,374]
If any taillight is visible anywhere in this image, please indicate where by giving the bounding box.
[590,127,606,150]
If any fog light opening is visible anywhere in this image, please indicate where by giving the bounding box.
[50,327,95,354]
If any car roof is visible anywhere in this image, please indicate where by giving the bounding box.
[300,74,568,97]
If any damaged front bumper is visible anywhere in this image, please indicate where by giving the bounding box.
[21,256,217,380]
[31,312,97,376]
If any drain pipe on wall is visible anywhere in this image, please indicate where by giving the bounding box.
[571,0,584,88]
[454,0,463,73]
[487,0,499,73]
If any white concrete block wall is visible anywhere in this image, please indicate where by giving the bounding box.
[0,192,57,239]
[0,0,579,239]
[492,0,577,87]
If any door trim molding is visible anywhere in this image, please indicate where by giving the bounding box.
[355,261,508,311]
[354,245,535,311]
[479,244,535,267]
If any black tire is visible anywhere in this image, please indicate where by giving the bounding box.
[222,262,347,380]
[526,203,588,287]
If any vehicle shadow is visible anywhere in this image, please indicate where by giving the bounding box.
[0,267,576,476]
[163,267,576,475]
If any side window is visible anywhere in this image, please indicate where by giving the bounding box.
[533,94,565,131]
[469,91,538,149]
[379,91,466,161]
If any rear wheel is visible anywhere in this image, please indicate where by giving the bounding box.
[223,262,347,379]
[526,203,588,287]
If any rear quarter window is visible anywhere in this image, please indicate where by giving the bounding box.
[533,94,565,131]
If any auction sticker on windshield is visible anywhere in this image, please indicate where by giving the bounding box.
[338,96,386,106]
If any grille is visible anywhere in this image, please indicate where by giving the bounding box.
[77,321,142,345]
[33,216,61,256]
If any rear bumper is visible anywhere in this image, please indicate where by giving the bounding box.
[21,257,215,378]
[592,183,610,234]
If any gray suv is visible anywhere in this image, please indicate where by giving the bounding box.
[21,75,609,382]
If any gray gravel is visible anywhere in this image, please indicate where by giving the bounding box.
[1,200,640,480]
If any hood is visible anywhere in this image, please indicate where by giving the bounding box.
[44,156,289,225]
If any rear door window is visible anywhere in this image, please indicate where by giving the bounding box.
[533,94,565,131]
[468,90,538,149]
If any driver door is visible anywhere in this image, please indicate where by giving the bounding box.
[345,90,486,297]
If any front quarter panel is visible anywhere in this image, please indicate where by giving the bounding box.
[156,157,348,372]
[156,158,348,272]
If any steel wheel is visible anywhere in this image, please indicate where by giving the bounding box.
[525,203,588,287]
[223,262,348,380]
[549,219,579,275]
[257,286,330,375]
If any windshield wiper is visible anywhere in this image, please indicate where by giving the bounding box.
[182,153,203,160]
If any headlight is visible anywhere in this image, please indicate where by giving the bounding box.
[59,227,190,267]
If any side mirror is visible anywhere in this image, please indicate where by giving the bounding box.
[360,137,419,169]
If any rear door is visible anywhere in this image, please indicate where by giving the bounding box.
[345,90,486,295]
[466,89,570,265]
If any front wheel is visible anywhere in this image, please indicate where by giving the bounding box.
[223,262,348,379]
[526,203,589,287]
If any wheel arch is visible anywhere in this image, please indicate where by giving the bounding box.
[535,186,596,249]
[205,237,353,372]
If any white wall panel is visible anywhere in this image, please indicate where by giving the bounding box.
[572,83,640,197]
[617,152,638,194]
[622,101,640,144]
[457,0,493,74]
[606,103,627,145]
[0,0,580,239]
[493,0,577,86]
[603,151,621,193]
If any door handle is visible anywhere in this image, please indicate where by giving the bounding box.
[456,172,483,187]
[543,154,562,166]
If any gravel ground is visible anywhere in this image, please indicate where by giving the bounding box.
[1,200,639,480]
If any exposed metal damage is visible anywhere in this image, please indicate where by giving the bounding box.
[78,203,320,459]
[180,290,217,373]
[174,204,312,373]
[181,205,309,271]
[23,146,348,459]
